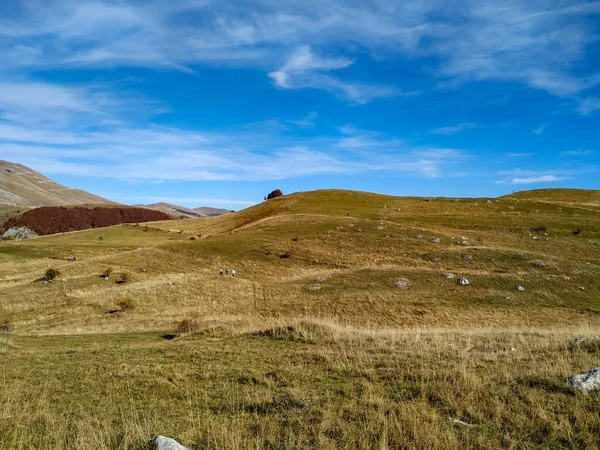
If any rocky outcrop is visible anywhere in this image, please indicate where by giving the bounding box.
[1,226,37,241]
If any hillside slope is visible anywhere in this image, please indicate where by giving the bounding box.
[135,202,202,218]
[0,160,115,207]
[503,188,600,205]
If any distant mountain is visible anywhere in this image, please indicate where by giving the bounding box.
[137,203,203,218]
[0,160,115,207]
[139,203,232,218]
[193,206,232,217]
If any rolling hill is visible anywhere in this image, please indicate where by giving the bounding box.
[1,188,599,449]
[138,203,232,218]
[0,160,116,207]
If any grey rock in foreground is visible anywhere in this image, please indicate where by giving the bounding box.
[1,227,37,241]
[150,435,189,450]
[568,367,600,395]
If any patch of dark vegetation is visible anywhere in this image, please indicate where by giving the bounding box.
[573,228,582,236]
[244,393,305,415]
[161,333,177,340]
[175,317,202,335]
[116,298,135,311]
[280,251,292,259]
[100,267,113,279]
[531,225,548,232]
[43,268,60,281]
[4,206,170,236]
[116,273,131,285]
[0,320,14,333]
[253,322,335,344]
[519,377,576,396]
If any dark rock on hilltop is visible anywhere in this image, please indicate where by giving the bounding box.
[4,206,170,236]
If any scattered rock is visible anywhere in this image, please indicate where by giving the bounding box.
[534,262,546,269]
[432,238,441,244]
[464,255,473,261]
[67,256,77,262]
[460,241,469,246]
[445,273,456,279]
[103,277,109,281]
[168,281,174,286]
[578,285,586,290]
[458,278,469,286]
[1,227,38,241]
[448,417,473,427]
[150,435,189,450]
[516,286,526,292]
[309,285,321,291]
[395,280,408,289]
[417,234,423,239]
[569,367,600,395]
[377,226,384,231]
[348,223,354,227]
[539,292,549,298]
[142,268,148,273]
[315,277,327,282]
[564,276,571,281]
[385,234,392,238]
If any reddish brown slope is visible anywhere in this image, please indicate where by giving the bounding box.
[5,206,170,236]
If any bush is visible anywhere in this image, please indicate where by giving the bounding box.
[116,298,135,311]
[44,268,60,281]
[100,268,113,278]
[116,273,130,284]
[266,189,283,200]
[175,317,202,335]
[280,251,292,259]
[531,225,547,232]
[0,320,14,333]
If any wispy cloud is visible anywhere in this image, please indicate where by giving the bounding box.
[430,122,476,135]
[533,125,546,135]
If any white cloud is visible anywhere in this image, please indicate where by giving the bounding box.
[533,125,546,135]
[506,175,563,184]
[430,122,476,135]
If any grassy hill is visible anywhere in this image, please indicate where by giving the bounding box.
[1,189,599,449]
[0,160,116,207]
[503,187,600,206]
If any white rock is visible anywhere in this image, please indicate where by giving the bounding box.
[417,234,423,239]
[432,238,441,244]
[309,285,321,291]
[395,280,408,289]
[516,286,525,292]
[168,281,174,286]
[150,435,189,450]
[1,227,37,241]
[377,226,384,231]
[458,278,469,285]
[445,273,456,279]
[578,285,585,290]
[569,368,600,395]
[448,417,473,427]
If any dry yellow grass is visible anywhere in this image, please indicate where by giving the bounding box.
[0,188,599,448]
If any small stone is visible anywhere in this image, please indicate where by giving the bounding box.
[564,276,571,281]
[309,285,321,291]
[104,276,109,281]
[539,292,549,298]
[578,285,585,290]
[533,236,538,240]
[61,279,66,282]
[417,234,423,239]
[385,234,392,238]
[347,223,354,227]
[432,238,441,244]
[458,278,469,286]
[445,273,456,279]
[377,226,384,231]
[461,241,469,246]
[464,255,473,261]
[168,281,174,286]
[516,286,525,292]
[535,262,546,269]
[315,277,327,282]
[142,268,148,273]
[395,280,408,289]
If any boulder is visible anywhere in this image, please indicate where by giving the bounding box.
[569,367,600,395]
[266,189,283,200]
[1,226,37,241]
[150,435,189,450]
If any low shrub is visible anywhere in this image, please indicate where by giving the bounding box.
[0,320,14,333]
[175,317,202,335]
[100,268,113,278]
[116,298,135,311]
[116,273,130,284]
[43,268,60,281]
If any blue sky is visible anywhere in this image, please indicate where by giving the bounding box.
[0,0,599,209]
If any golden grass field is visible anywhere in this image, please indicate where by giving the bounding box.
[1,188,599,449]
